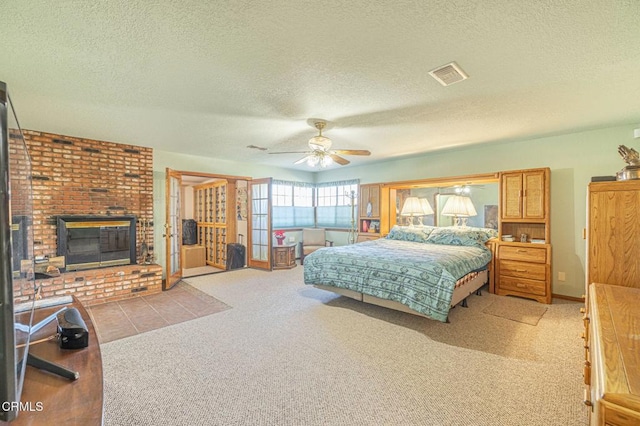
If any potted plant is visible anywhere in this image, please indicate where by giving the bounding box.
[274,230,286,245]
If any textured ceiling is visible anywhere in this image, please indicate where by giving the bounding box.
[2,1,640,171]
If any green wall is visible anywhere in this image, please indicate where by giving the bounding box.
[153,123,639,298]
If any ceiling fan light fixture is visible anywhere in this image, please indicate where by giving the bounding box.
[306,154,320,167]
[308,135,332,151]
[304,150,334,168]
[320,154,333,168]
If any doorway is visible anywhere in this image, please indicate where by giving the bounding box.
[164,169,252,288]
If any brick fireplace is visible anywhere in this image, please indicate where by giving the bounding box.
[10,129,161,305]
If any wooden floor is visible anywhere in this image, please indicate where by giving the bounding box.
[87,282,230,344]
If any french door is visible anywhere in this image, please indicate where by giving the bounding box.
[164,168,182,289]
[247,178,272,270]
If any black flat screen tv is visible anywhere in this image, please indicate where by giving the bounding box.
[0,81,37,422]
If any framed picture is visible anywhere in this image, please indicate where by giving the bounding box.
[484,205,498,229]
[236,187,247,220]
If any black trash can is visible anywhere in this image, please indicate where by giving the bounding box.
[226,243,245,270]
[182,219,197,245]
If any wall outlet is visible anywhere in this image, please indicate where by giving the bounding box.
[558,271,566,281]
[288,236,295,242]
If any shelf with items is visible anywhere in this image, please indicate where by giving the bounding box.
[357,184,390,240]
[193,180,236,270]
[359,219,380,234]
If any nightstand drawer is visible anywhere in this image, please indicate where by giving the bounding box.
[357,234,379,243]
[499,260,546,280]
[499,245,547,263]
[498,275,547,296]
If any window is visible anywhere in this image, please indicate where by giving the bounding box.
[271,179,359,229]
[272,180,315,228]
[316,180,359,228]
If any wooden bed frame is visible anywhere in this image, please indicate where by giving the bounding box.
[314,269,488,321]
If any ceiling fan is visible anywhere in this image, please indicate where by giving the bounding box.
[269,121,371,167]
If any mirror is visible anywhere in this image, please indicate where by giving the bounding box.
[388,173,500,229]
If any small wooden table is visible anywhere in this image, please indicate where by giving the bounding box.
[2,298,103,426]
[272,244,297,269]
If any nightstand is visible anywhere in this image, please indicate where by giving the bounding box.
[272,244,297,269]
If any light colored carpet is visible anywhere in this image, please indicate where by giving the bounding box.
[482,296,548,325]
[101,267,588,426]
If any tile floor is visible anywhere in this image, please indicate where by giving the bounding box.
[87,282,230,344]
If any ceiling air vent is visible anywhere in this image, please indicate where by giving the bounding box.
[429,62,469,86]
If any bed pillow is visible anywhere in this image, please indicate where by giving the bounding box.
[424,226,498,247]
[386,225,435,243]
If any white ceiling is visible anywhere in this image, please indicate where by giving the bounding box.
[2,1,640,171]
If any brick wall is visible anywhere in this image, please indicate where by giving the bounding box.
[9,129,159,304]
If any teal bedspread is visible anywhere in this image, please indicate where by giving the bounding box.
[303,239,492,322]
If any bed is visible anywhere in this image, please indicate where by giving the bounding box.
[303,225,497,322]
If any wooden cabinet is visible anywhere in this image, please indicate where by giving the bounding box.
[358,183,390,241]
[584,284,640,425]
[496,243,551,303]
[194,180,236,269]
[501,169,547,220]
[360,184,380,218]
[587,180,640,292]
[272,244,296,269]
[496,167,551,303]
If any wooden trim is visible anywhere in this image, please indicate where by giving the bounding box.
[552,293,584,303]
[381,172,500,189]
[174,170,252,182]
[589,180,640,192]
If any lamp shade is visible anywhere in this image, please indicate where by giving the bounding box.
[419,198,434,215]
[400,197,424,216]
[441,195,477,217]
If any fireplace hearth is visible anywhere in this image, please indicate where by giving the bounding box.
[57,216,136,271]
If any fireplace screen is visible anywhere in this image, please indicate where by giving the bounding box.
[57,216,136,271]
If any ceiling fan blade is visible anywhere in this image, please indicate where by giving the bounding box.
[269,151,310,155]
[332,149,371,156]
[329,154,350,165]
[294,155,313,165]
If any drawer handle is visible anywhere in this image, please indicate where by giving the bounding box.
[516,249,527,253]
[516,283,526,288]
[515,269,528,273]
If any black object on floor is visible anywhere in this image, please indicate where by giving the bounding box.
[182,219,197,245]
[226,243,245,270]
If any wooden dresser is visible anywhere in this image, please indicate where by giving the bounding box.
[495,243,551,303]
[496,167,552,303]
[584,284,640,425]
